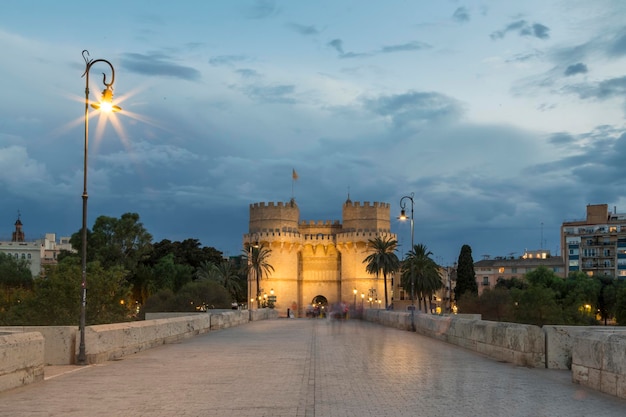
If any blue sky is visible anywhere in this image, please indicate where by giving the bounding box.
[1,0,626,265]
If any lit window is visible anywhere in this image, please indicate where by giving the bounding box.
[498,267,505,273]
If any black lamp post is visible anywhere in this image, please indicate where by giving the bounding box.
[399,192,415,331]
[77,50,121,365]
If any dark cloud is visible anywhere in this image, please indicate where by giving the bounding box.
[244,0,280,19]
[121,52,201,81]
[236,68,260,78]
[532,23,550,40]
[364,91,464,128]
[328,39,427,58]
[490,20,550,40]
[452,7,470,23]
[609,30,626,56]
[288,23,320,36]
[379,41,430,53]
[548,132,576,146]
[328,39,344,55]
[526,129,626,193]
[327,39,369,59]
[209,55,251,66]
[564,63,588,76]
[566,76,626,100]
[242,84,296,104]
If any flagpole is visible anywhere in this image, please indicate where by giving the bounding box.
[291,168,299,200]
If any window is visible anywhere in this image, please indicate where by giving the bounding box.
[21,253,25,259]
[604,249,611,257]
[498,267,505,273]
[482,277,489,286]
[511,267,517,273]
[27,253,31,259]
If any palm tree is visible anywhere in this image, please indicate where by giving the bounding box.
[242,243,274,307]
[363,236,400,309]
[401,243,442,313]
[195,260,242,302]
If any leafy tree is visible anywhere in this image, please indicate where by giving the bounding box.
[195,260,242,302]
[148,239,223,269]
[454,244,477,302]
[511,284,562,326]
[142,280,231,313]
[561,272,599,324]
[597,276,618,325]
[363,236,400,309]
[475,287,513,321]
[242,243,274,307]
[400,244,441,312]
[495,276,527,291]
[0,252,33,303]
[70,212,153,271]
[614,281,626,325]
[0,258,132,325]
[151,253,194,293]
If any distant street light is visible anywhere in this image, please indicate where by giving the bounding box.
[247,233,259,308]
[77,50,121,365]
[399,192,415,332]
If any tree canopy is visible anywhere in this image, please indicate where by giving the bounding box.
[454,244,477,301]
[363,236,400,309]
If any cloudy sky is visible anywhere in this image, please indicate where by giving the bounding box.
[1,0,626,265]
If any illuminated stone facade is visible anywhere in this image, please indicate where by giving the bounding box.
[244,198,396,316]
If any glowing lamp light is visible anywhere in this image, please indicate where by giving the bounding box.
[91,87,122,113]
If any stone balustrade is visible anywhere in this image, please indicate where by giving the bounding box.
[571,332,626,399]
[364,310,545,367]
[0,331,44,392]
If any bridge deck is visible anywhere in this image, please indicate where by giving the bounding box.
[1,319,625,416]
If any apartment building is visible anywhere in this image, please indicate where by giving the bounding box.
[561,204,626,278]
[473,249,565,294]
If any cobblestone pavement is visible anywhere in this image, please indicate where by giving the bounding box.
[1,319,625,416]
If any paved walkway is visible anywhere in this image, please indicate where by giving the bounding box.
[1,319,625,416]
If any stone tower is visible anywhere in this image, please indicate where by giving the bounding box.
[244,197,396,316]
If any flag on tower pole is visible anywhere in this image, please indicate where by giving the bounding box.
[291,169,298,200]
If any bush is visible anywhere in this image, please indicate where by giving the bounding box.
[142,280,231,313]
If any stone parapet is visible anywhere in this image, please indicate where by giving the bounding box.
[249,308,279,321]
[543,326,626,370]
[0,331,44,393]
[0,326,76,366]
[364,310,545,368]
[572,332,626,399]
[79,315,213,364]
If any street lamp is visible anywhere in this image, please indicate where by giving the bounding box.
[77,50,121,365]
[246,233,259,308]
[399,192,415,331]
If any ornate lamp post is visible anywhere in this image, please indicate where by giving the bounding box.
[77,50,122,365]
[399,192,415,331]
[246,233,259,309]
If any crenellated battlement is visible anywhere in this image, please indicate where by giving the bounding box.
[343,201,390,209]
[299,220,341,226]
[250,201,298,209]
[342,200,391,232]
